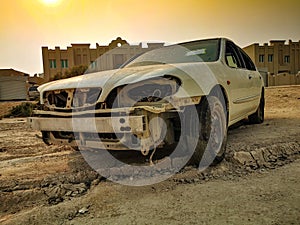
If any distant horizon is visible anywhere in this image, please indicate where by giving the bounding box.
[1,0,300,75]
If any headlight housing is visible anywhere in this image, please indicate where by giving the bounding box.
[109,76,181,108]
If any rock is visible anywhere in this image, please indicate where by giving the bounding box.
[91,178,100,186]
[76,183,87,194]
[45,186,66,199]
[48,196,63,205]
[261,148,276,163]
[269,146,285,157]
[72,192,79,197]
[65,191,73,196]
[78,187,86,194]
[250,149,266,167]
[283,143,298,155]
[233,151,256,167]
[193,178,200,183]
[78,207,89,214]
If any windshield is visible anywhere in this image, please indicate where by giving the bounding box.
[125,39,220,68]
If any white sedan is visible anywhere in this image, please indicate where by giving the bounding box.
[28,38,264,167]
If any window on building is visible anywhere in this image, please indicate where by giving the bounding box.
[49,59,56,69]
[284,55,290,63]
[268,54,273,62]
[61,59,68,68]
[259,54,264,63]
[83,54,88,64]
[279,50,283,64]
[76,54,81,65]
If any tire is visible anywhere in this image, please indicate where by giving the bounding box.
[42,131,52,145]
[248,90,264,124]
[185,95,228,167]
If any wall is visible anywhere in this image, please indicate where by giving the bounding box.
[0,76,28,100]
[268,73,300,86]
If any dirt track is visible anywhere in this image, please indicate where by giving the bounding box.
[0,86,299,224]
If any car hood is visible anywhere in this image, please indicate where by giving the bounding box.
[38,62,220,103]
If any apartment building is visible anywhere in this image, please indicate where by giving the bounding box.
[243,40,300,75]
[42,37,164,82]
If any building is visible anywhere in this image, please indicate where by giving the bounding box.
[42,37,164,82]
[0,69,29,100]
[243,40,300,75]
[243,40,300,86]
[28,74,44,86]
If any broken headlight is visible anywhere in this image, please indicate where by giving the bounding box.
[114,76,181,107]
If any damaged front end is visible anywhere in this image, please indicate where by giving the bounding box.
[28,76,201,156]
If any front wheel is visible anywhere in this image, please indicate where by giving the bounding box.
[185,95,228,167]
[42,131,52,145]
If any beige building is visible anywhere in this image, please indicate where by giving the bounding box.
[243,40,300,75]
[0,69,29,100]
[42,37,164,82]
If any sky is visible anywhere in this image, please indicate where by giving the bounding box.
[0,0,299,75]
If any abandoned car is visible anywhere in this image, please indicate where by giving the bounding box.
[28,85,40,100]
[28,38,264,166]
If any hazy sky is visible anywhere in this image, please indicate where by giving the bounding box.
[0,0,299,75]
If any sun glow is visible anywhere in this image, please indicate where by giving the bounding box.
[41,0,61,6]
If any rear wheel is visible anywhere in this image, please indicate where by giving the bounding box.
[248,90,264,124]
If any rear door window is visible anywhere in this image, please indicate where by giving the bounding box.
[238,48,256,71]
[225,42,243,69]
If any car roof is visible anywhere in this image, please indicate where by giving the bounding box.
[165,37,232,47]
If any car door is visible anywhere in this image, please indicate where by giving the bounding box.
[223,41,255,122]
[237,47,262,112]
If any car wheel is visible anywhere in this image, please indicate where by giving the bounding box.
[42,131,52,145]
[248,90,264,124]
[185,95,228,167]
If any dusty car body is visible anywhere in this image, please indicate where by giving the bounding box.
[28,38,264,165]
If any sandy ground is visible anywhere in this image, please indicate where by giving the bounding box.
[0,86,299,224]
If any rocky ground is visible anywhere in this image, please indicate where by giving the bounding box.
[0,86,299,224]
